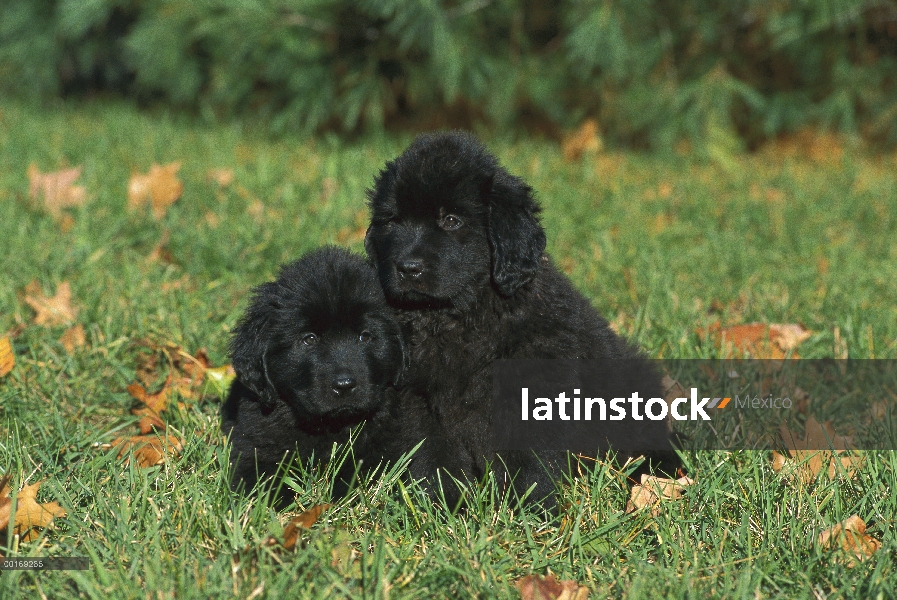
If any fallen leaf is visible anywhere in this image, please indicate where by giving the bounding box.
[699,322,812,358]
[0,476,67,542]
[23,281,79,327]
[562,119,603,162]
[128,376,171,434]
[204,364,236,398]
[130,342,217,403]
[106,434,184,468]
[772,416,864,484]
[265,504,331,551]
[27,164,87,218]
[206,168,234,187]
[0,336,14,377]
[625,474,695,516]
[59,324,86,354]
[127,162,183,220]
[818,515,881,566]
[515,573,589,600]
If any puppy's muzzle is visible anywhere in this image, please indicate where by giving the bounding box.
[396,258,425,280]
[331,375,358,396]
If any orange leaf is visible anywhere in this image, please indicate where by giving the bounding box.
[0,477,67,542]
[59,324,86,354]
[625,474,694,516]
[515,574,590,600]
[818,515,881,566]
[127,162,183,220]
[23,280,79,327]
[699,322,811,358]
[128,376,172,434]
[106,434,184,468]
[27,164,87,218]
[0,336,14,377]
[265,504,332,551]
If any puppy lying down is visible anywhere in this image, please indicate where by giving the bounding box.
[221,247,405,497]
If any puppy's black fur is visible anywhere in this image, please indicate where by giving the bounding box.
[221,247,405,499]
[365,131,678,506]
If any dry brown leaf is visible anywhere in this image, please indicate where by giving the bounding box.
[818,515,881,566]
[562,119,602,162]
[23,280,79,327]
[0,477,67,542]
[699,322,812,358]
[515,574,589,600]
[206,168,234,187]
[27,164,87,218]
[772,416,864,484]
[127,162,183,220]
[265,504,331,551]
[625,474,695,516]
[130,342,215,404]
[128,376,172,434]
[106,434,184,468]
[0,336,14,377]
[59,324,86,354]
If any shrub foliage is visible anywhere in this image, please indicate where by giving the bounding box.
[2,0,896,148]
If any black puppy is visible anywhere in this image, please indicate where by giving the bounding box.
[221,247,405,499]
[365,131,678,506]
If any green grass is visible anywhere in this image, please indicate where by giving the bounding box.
[1,99,896,599]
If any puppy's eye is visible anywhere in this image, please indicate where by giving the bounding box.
[301,333,318,346]
[441,215,463,231]
[359,331,372,343]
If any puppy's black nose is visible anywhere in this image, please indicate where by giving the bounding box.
[396,258,424,279]
[331,376,357,394]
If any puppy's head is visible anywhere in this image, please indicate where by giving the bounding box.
[365,131,546,307]
[230,247,405,433]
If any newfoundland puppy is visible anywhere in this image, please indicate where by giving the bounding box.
[221,247,405,499]
[365,131,678,506]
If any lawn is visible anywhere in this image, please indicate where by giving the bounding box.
[0,99,895,599]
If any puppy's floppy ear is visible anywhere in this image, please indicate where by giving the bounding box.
[230,284,280,410]
[487,173,547,297]
[364,160,398,264]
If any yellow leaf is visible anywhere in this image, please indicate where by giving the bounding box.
[0,336,14,377]
[127,162,183,220]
